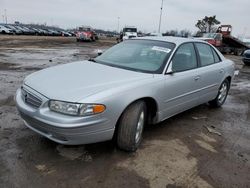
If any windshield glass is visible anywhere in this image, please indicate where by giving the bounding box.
[95,40,175,73]
[203,33,216,38]
[123,28,137,33]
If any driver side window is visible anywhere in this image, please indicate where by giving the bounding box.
[172,43,197,72]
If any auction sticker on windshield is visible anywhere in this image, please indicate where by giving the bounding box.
[151,46,171,53]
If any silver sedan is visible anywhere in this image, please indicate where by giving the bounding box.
[16,37,235,151]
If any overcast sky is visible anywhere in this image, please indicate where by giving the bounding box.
[1,0,249,37]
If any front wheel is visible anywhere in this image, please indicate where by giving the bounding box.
[243,61,250,66]
[117,101,146,152]
[209,79,229,107]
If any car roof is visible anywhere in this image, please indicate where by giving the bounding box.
[134,36,205,45]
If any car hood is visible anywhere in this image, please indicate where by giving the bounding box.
[24,61,153,102]
[125,32,137,36]
[198,37,214,41]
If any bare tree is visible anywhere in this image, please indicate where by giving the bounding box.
[196,15,221,33]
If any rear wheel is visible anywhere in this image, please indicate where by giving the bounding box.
[117,101,146,152]
[209,79,229,107]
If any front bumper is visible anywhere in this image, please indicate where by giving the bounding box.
[15,86,114,145]
[242,57,250,63]
[77,34,91,41]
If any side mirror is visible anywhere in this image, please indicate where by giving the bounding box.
[97,49,103,56]
[166,61,174,74]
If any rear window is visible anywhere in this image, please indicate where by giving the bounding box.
[195,43,215,67]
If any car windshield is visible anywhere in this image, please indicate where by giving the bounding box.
[203,33,216,38]
[124,28,137,33]
[95,40,175,73]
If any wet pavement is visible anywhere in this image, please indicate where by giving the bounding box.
[0,35,249,188]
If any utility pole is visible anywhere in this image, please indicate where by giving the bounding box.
[117,17,120,33]
[4,9,7,24]
[158,0,164,33]
[2,15,4,23]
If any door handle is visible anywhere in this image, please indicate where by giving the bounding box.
[194,76,201,81]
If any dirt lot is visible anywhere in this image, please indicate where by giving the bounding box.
[0,35,249,188]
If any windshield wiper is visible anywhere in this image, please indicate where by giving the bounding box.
[88,58,96,62]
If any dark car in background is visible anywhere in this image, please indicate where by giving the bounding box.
[1,24,74,37]
[14,25,32,35]
[4,25,22,35]
[0,25,14,34]
[242,50,250,65]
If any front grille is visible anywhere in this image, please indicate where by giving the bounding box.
[21,87,42,108]
[128,36,136,39]
[245,53,250,58]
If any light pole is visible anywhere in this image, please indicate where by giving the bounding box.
[117,17,120,33]
[158,0,164,33]
[4,9,7,24]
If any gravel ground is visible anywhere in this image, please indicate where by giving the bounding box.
[0,35,249,188]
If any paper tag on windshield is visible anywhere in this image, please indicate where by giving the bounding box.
[152,46,171,53]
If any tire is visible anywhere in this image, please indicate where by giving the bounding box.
[243,61,250,66]
[209,79,230,107]
[234,49,243,56]
[117,101,146,152]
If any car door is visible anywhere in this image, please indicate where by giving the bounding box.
[194,42,225,104]
[161,43,201,119]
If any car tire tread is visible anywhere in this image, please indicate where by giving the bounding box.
[117,101,146,152]
[209,79,229,108]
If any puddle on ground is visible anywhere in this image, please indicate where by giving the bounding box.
[56,145,93,161]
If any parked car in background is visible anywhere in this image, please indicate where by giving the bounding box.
[67,31,76,37]
[199,33,223,47]
[16,37,235,152]
[37,28,49,36]
[0,25,14,34]
[76,27,98,42]
[4,25,22,35]
[14,25,31,35]
[60,30,72,37]
[47,29,61,36]
[242,49,250,65]
[28,27,43,35]
[148,32,163,37]
[21,26,36,35]
[242,38,250,47]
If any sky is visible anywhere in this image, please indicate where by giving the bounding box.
[0,0,249,37]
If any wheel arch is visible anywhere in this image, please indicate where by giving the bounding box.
[113,97,159,139]
[225,76,232,88]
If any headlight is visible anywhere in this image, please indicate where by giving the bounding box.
[49,100,105,116]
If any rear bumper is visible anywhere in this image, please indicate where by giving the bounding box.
[16,87,115,145]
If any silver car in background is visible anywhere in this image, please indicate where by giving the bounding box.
[16,37,235,151]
